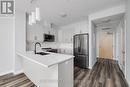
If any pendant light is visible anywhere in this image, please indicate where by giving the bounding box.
[31,12,36,24]
[28,0,41,25]
[35,7,41,21]
[29,14,32,25]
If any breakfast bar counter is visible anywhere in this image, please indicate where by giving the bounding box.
[16,51,74,87]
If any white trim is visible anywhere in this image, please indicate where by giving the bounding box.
[113,32,116,60]
[13,15,16,78]
[124,15,127,77]
[0,16,15,18]
[88,66,92,69]
[0,71,13,76]
[89,60,96,69]
[13,70,23,75]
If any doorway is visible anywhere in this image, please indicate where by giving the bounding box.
[99,31,113,59]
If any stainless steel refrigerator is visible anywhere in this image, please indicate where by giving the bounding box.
[73,33,89,68]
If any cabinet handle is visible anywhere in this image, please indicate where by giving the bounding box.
[48,31,50,34]
[80,30,82,34]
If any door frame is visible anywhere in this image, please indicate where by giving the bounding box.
[99,31,114,59]
[91,13,126,76]
[96,29,116,60]
[88,6,126,69]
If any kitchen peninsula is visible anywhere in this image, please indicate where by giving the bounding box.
[16,51,74,87]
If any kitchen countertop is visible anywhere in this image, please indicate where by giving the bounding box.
[16,51,74,68]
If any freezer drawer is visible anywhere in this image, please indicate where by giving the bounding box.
[74,55,89,68]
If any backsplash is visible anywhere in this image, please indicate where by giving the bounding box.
[26,41,73,55]
[26,42,73,50]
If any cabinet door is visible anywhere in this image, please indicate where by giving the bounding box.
[43,27,48,34]
[63,29,67,43]
[74,22,88,34]
[58,27,74,43]
[61,29,69,43]
[53,29,58,42]
[49,28,54,34]
[64,28,74,43]
[47,28,51,34]
[58,30,63,42]
[68,28,74,43]
[74,24,81,34]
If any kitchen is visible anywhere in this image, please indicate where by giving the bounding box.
[0,0,129,87]
[20,14,89,87]
[26,19,88,55]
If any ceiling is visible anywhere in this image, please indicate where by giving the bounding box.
[93,13,124,31]
[16,0,125,26]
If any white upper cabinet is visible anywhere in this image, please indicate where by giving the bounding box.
[58,27,74,43]
[58,21,89,43]
[74,21,88,34]
[27,24,44,42]
[27,23,58,43]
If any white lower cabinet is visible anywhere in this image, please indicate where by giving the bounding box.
[23,58,73,87]
[58,59,74,87]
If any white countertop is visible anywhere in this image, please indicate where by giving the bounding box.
[16,51,74,68]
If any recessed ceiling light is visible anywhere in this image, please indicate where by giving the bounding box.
[30,0,37,3]
[102,28,111,30]
[60,12,67,18]
[102,19,111,23]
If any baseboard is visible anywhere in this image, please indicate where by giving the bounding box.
[128,81,130,86]
[88,66,92,69]
[13,70,23,75]
[0,70,24,76]
[0,71,13,76]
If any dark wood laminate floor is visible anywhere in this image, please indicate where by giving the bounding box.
[74,58,129,87]
[0,73,36,87]
[0,58,128,87]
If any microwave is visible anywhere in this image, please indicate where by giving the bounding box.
[43,34,55,42]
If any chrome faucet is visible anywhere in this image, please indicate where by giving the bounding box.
[34,42,41,54]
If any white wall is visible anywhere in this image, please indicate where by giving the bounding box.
[0,17,15,75]
[126,0,130,85]
[115,18,126,73]
[115,24,122,61]
[88,5,126,68]
[15,11,26,74]
[88,21,97,68]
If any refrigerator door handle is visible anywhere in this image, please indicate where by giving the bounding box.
[78,36,81,53]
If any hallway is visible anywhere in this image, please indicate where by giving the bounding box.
[74,58,129,87]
